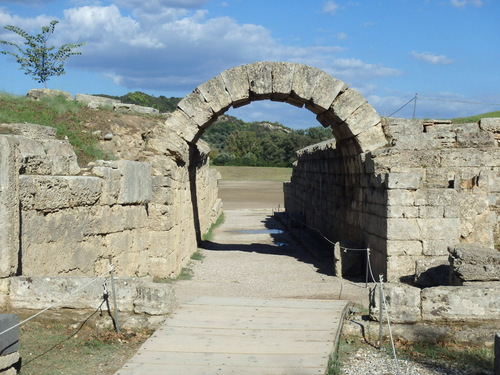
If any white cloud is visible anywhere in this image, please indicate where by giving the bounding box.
[450,0,483,9]
[411,51,453,65]
[337,32,348,40]
[322,1,339,15]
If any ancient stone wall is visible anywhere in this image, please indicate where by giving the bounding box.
[0,120,221,281]
[285,117,500,282]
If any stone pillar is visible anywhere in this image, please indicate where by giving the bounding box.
[0,314,20,374]
[495,332,499,375]
[0,136,19,277]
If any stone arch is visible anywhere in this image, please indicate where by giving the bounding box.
[165,61,387,154]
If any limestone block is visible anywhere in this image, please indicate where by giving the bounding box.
[354,122,388,152]
[133,282,177,315]
[116,160,152,204]
[369,283,421,323]
[387,255,423,282]
[387,218,421,240]
[387,189,416,206]
[75,93,119,107]
[382,118,424,139]
[307,73,347,114]
[457,131,496,147]
[386,240,422,256]
[479,117,500,133]
[330,88,367,122]
[271,61,296,101]
[418,218,460,241]
[386,172,422,190]
[8,276,145,311]
[41,139,80,175]
[196,75,232,115]
[344,103,381,137]
[146,126,190,167]
[220,64,250,107]
[0,136,19,277]
[147,204,174,231]
[27,88,73,101]
[421,285,500,322]
[3,122,57,140]
[113,103,159,115]
[419,206,444,218]
[415,188,458,207]
[0,352,19,373]
[415,257,450,287]
[290,64,322,105]
[449,243,500,283]
[0,315,19,355]
[422,239,452,256]
[177,91,214,128]
[246,61,274,100]
[19,175,102,210]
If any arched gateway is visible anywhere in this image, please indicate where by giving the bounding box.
[169,61,391,279]
[166,61,387,154]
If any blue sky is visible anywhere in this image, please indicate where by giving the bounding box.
[0,0,499,129]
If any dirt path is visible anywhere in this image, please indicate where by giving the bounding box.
[175,208,369,307]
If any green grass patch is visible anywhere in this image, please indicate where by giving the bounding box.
[390,340,494,374]
[452,110,500,124]
[17,318,152,375]
[212,166,292,182]
[202,212,225,242]
[0,92,112,165]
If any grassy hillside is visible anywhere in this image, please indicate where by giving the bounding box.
[452,110,500,124]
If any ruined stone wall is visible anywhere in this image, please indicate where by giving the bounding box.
[285,117,500,282]
[0,121,221,281]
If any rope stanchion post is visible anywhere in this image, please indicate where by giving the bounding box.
[109,257,121,335]
[378,274,384,349]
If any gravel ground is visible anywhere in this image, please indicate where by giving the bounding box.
[339,345,471,375]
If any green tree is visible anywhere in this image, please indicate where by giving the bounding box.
[0,20,85,88]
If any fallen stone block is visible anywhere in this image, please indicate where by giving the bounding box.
[449,243,500,285]
[0,315,19,356]
[421,285,500,322]
[369,283,421,323]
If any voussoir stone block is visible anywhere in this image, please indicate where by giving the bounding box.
[177,91,214,127]
[291,64,323,104]
[345,103,381,137]
[246,61,274,99]
[271,61,296,101]
[331,88,367,122]
[195,75,232,115]
[220,64,250,107]
[164,110,199,143]
[308,72,347,114]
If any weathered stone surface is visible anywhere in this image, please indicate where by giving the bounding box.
[133,282,178,315]
[421,285,500,322]
[0,137,19,277]
[479,117,500,133]
[308,73,347,114]
[246,61,274,99]
[7,276,177,314]
[75,93,119,108]
[369,283,421,323]
[196,75,232,115]
[0,315,19,355]
[27,88,73,101]
[177,91,214,127]
[449,243,500,284]
[330,88,367,122]
[345,103,381,137]
[0,352,19,373]
[456,131,496,147]
[19,175,102,210]
[290,64,322,104]
[113,103,159,115]
[271,61,296,101]
[415,257,449,287]
[220,64,250,107]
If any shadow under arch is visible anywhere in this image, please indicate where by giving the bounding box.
[170,61,387,258]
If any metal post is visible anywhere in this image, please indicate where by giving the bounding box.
[412,93,418,119]
[109,257,121,335]
[365,248,370,287]
[379,274,384,349]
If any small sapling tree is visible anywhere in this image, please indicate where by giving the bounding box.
[0,20,85,88]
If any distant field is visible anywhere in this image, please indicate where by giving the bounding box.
[211,166,292,182]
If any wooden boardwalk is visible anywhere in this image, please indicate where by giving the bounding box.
[115,296,348,375]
